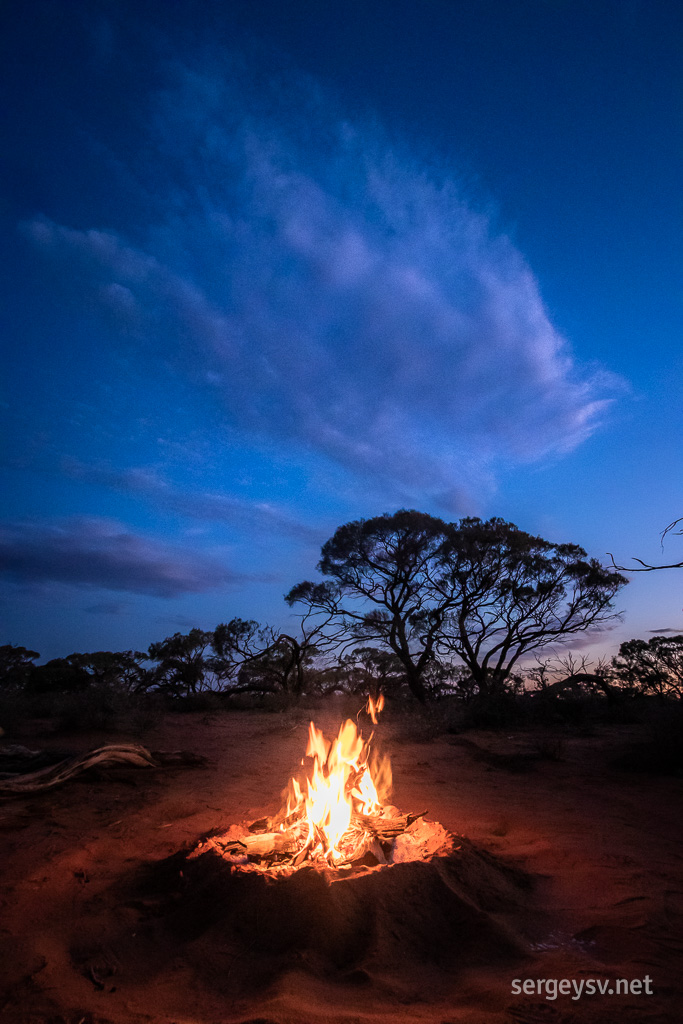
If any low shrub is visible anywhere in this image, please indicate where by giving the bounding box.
[0,686,162,737]
[612,701,683,776]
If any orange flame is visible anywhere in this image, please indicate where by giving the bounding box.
[367,693,384,724]
[281,696,391,863]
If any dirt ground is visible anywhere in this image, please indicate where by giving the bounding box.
[0,706,681,1024]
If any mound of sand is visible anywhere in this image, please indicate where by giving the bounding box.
[100,834,531,1014]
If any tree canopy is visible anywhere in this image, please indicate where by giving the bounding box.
[437,517,627,694]
[3,509,632,706]
[287,510,455,702]
[612,634,683,698]
[0,644,39,689]
[288,510,627,701]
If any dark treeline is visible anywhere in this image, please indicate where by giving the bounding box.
[2,512,682,708]
[2,631,682,707]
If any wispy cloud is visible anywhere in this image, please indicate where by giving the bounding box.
[0,516,241,597]
[61,458,324,542]
[85,600,128,615]
[153,613,203,630]
[24,55,621,509]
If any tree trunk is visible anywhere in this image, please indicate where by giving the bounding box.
[405,666,428,704]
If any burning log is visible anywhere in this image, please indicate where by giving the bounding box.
[221,831,301,858]
[208,821,415,865]
[349,809,427,840]
[247,807,300,834]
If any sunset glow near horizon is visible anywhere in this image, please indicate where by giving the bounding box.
[1,0,681,661]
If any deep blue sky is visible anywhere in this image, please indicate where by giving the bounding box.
[1,0,681,661]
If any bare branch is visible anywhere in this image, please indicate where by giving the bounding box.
[607,515,683,572]
[607,552,683,572]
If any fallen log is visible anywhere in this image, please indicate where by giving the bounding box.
[0,743,208,797]
[151,750,211,768]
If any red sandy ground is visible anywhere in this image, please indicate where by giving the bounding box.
[0,707,681,1024]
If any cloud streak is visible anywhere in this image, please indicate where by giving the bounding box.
[0,517,240,597]
[25,55,620,508]
[61,458,325,542]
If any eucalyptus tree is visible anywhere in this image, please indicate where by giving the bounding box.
[76,650,149,692]
[436,518,627,695]
[336,646,406,699]
[147,629,215,696]
[210,618,268,689]
[0,644,39,689]
[286,510,455,703]
[288,510,627,703]
[612,634,683,699]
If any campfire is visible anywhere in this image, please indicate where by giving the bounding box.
[192,696,451,874]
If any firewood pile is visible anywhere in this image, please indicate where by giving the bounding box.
[191,807,453,874]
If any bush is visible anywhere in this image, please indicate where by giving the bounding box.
[164,691,224,714]
[612,701,683,776]
[0,686,162,737]
[456,692,522,730]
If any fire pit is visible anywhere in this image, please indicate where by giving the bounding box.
[190,697,453,874]
[108,705,530,1014]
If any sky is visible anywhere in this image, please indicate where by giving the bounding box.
[1,0,681,662]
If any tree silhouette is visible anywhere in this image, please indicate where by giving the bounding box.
[287,510,455,703]
[147,629,215,696]
[210,618,267,689]
[0,644,39,689]
[73,650,148,692]
[277,585,349,696]
[236,634,320,696]
[437,517,627,696]
[26,655,92,693]
[337,646,405,699]
[612,635,683,698]
[288,511,627,703]
[148,620,272,696]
